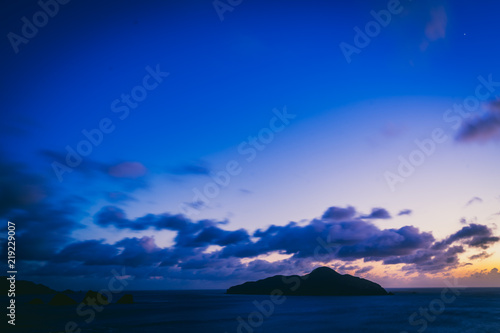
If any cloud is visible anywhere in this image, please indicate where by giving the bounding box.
[355,266,374,274]
[337,264,359,272]
[398,209,412,216]
[108,162,147,178]
[465,197,483,207]
[456,101,500,142]
[219,218,436,270]
[168,161,211,176]
[420,6,447,52]
[439,223,500,250]
[182,200,207,211]
[94,206,250,248]
[0,160,48,215]
[468,251,492,261]
[105,191,137,204]
[335,225,434,261]
[41,150,149,189]
[425,6,447,41]
[6,190,498,284]
[458,268,500,287]
[361,208,391,219]
[51,236,181,268]
[384,246,465,273]
[41,149,107,177]
[487,99,500,112]
[321,206,357,221]
[86,205,497,276]
[474,267,499,277]
[89,205,440,275]
[0,158,84,261]
[381,123,406,138]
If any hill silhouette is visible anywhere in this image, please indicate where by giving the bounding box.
[48,293,77,306]
[1,276,56,295]
[227,266,388,296]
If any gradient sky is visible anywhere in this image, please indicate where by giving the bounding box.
[1,0,500,290]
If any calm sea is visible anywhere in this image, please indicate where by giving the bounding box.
[7,288,500,333]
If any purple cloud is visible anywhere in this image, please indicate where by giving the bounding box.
[322,206,357,221]
[398,209,412,216]
[361,208,391,220]
[456,101,500,142]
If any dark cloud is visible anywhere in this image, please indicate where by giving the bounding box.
[52,240,118,264]
[321,206,357,221]
[219,219,436,272]
[5,183,498,283]
[384,245,465,273]
[0,159,84,261]
[51,236,178,268]
[0,160,48,215]
[361,208,391,219]
[456,101,500,142]
[335,226,434,260]
[95,205,192,231]
[445,223,500,249]
[94,206,250,248]
[398,209,412,216]
[176,226,250,248]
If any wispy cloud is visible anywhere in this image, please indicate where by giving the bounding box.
[465,197,483,207]
[168,161,211,176]
[468,251,492,260]
[398,209,412,216]
[420,6,447,51]
[456,100,500,143]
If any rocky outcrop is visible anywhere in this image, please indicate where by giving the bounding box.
[28,298,44,305]
[81,290,109,305]
[49,293,77,305]
[116,294,134,304]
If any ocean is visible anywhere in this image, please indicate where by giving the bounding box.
[7,288,500,333]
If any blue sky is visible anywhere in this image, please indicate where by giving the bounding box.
[1,0,500,290]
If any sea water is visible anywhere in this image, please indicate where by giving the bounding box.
[8,288,500,333]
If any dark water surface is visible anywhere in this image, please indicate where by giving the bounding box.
[6,288,500,333]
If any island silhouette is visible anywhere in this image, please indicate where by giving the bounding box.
[1,276,135,305]
[227,266,388,296]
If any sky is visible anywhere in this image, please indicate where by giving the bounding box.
[1,0,500,290]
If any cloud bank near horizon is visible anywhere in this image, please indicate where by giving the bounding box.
[1,156,499,288]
